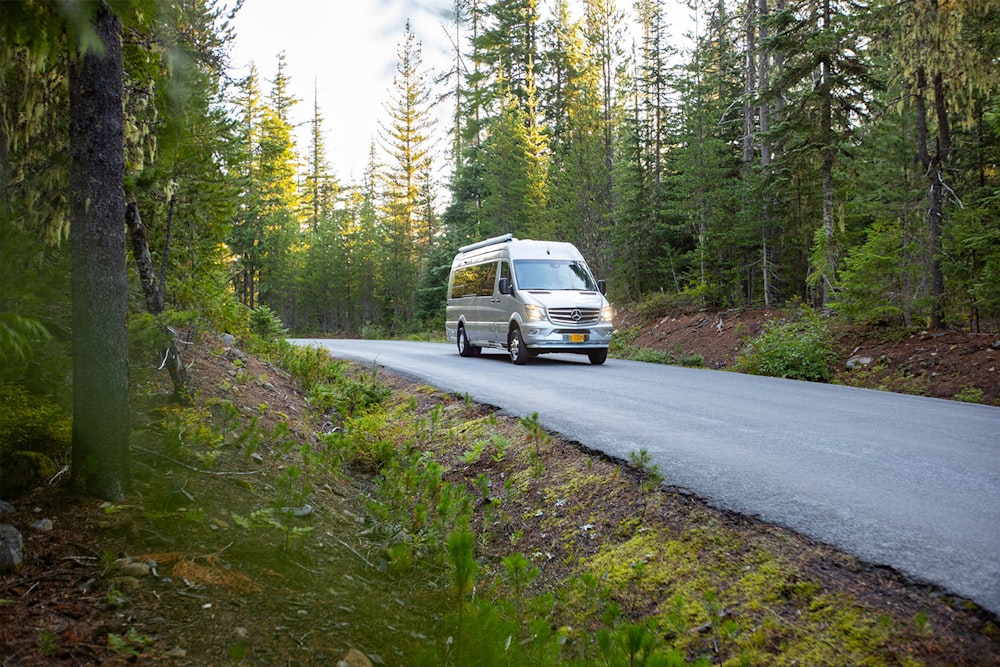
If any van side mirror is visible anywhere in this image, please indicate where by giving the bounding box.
[597,280,607,295]
[498,277,513,295]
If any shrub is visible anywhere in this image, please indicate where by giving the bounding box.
[954,386,984,404]
[634,285,709,321]
[278,344,346,388]
[0,384,70,498]
[732,308,837,382]
[0,384,71,456]
[249,304,287,341]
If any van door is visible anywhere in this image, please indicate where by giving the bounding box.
[465,261,497,344]
[489,260,515,343]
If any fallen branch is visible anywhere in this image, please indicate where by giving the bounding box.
[132,445,262,477]
[332,536,377,570]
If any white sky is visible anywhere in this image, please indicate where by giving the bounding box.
[228,0,455,183]
[228,0,695,185]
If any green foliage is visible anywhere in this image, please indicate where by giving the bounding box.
[0,384,71,457]
[733,308,838,382]
[633,287,712,321]
[0,314,52,368]
[629,449,664,496]
[610,330,704,368]
[0,218,72,391]
[106,628,153,657]
[37,630,59,657]
[954,386,984,404]
[324,411,397,473]
[230,506,313,550]
[360,322,388,340]
[367,449,473,569]
[447,527,479,601]
[151,405,223,459]
[834,220,928,326]
[277,343,347,388]
[519,412,550,451]
[249,304,287,341]
[0,385,69,496]
[308,369,391,418]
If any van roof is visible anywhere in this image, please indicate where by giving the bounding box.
[454,236,585,265]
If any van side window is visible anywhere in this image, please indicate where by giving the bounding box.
[476,262,496,296]
[499,261,512,288]
[451,262,496,298]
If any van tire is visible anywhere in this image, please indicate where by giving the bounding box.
[457,325,481,357]
[588,348,608,365]
[508,328,529,365]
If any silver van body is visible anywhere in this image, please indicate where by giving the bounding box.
[445,234,613,365]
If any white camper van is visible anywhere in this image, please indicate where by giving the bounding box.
[445,234,613,365]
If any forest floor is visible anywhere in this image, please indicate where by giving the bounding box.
[1,308,998,665]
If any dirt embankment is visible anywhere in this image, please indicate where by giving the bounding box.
[622,308,1000,406]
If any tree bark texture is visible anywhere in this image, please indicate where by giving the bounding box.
[125,201,163,314]
[69,4,130,500]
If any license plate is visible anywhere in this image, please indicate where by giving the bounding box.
[567,333,586,343]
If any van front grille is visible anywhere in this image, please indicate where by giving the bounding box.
[548,307,601,325]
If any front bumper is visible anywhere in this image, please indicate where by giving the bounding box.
[521,323,614,350]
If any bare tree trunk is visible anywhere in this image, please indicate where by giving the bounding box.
[125,201,192,404]
[928,72,950,327]
[758,0,774,307]
[818,0,837,308]
[915,66,950,328]
[69,4,130,500]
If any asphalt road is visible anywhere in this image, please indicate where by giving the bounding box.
[289,338,1000,616]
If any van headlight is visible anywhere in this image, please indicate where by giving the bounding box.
[524,304,546,322]
[601,305,613,322]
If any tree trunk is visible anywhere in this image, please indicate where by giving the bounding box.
[914,66,950,328]
[928,71,950,327]
[818,0,836,308]
[69,4,130,500]
[125,200,192,404]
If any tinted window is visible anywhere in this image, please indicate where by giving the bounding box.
[451,262,497,298]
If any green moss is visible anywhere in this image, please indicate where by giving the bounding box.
[765,594,896,666]
[584,530,671,587]
[734,560,793,610]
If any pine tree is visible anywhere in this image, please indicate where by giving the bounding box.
[229,53,301,317]
[610,0,676,298]
[883,0,1000,326]
[481,89,547,238]
[230,64,264,308]
[304,82,339,233]
[765,0,874,306]
[670,0,746,304]
[379,20,438,332]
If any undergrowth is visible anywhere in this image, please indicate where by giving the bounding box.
[129,338,975,665]
[610,328,704,367]
[732,307,837,382]
[261,341,946,666]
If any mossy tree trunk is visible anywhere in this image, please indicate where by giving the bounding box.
[69,3,130,501]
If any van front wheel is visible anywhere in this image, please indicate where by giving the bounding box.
[457,325,481,357]
[588,348,608,365]
[508,328,529,365]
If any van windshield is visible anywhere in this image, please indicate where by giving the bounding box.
[514,260,598,291]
